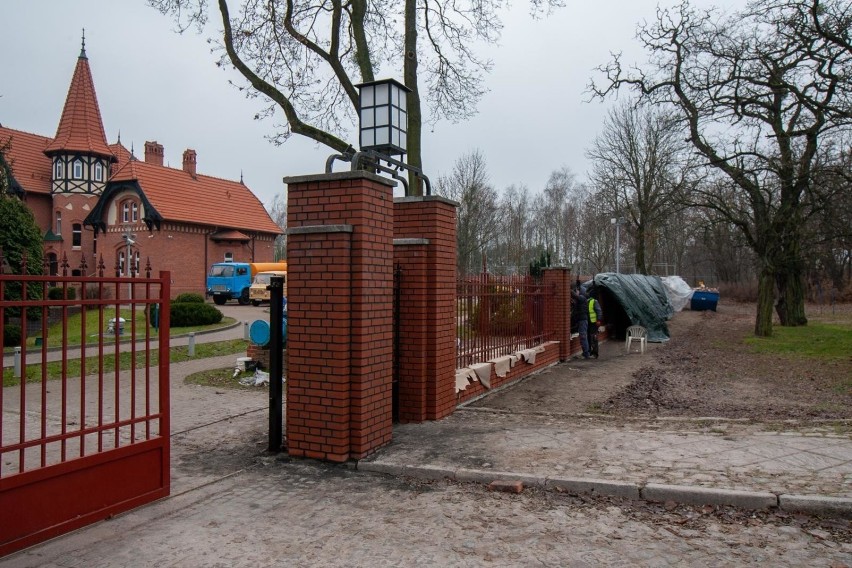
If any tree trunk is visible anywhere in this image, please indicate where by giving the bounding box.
[404,0,423,196]
[774,224,808,327]
[755,264,774,337]
[635,223,647,274]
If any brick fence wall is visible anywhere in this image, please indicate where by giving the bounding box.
[282,172,587,462]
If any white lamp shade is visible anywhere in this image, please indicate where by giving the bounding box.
[357,78,411,156]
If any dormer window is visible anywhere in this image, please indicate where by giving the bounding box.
[93,162,104,182]
[53,159,64,180]
[122,202,130,223]
[72,158,83,180]
[131,202,139,222]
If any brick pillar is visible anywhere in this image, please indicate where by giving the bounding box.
[394,196,458,422]
[285,172,395,462]
[543,268,572,362]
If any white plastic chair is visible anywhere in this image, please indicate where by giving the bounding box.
[625,325,647,354]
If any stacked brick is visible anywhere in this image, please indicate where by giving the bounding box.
[284,172,394,462]
[393,196,458,422]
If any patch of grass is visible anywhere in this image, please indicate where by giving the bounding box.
[2,339,248,387]
[744,322,852,359]
[7,309,236,350]
[184,367,262,390]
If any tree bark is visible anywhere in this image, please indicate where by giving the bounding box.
[635,223,647,274]
[403,0,423,196]
[755,263,775,337]
[775,252,808,327]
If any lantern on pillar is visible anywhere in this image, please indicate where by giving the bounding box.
[357,79,411,157]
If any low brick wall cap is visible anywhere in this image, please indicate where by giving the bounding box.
[394,195,459,207]
[283,171,396,187]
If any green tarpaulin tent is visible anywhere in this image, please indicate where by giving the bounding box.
[591,273,674,343]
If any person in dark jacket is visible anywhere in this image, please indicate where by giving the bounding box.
[573,285,603,359]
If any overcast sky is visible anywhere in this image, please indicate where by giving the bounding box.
[2,0,734,207]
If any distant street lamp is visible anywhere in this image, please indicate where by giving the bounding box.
[611,217,626,273]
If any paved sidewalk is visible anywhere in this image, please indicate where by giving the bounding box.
[360,401,852,515]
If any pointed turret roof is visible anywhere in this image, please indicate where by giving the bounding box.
[43,38,115,161]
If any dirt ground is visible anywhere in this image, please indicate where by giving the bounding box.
[471,302,852,422]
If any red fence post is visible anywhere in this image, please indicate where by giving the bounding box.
[543,268,572,362]
[285,172,395,461]
[393,196,458,422]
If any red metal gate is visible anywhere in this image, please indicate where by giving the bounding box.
[0,257,170,556]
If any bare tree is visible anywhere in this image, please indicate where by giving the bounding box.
[587,102,695,275]
[590,0,852,336]
[267,193,288,260]
[580,184,617,275]
[149,0,564,195]
[498,183,534,274]
[435,150,500,275]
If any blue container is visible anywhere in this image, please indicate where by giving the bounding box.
[691,290,719,311]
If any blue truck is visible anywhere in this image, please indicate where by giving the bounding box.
[206,261,287,305]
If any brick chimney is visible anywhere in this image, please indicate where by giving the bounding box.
[182,149,197,177]
[144,141,164,166]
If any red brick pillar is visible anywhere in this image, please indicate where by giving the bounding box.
[394,196,457,422]
[284,172,395,462]
[543,268,572,362]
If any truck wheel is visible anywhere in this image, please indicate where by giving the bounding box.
[238,290,250,305]
[213,296,227,306]
[251,300,261,307]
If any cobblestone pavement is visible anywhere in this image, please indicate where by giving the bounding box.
[365,408,852,499]
[3,304,852,565]
[3,452,851,567]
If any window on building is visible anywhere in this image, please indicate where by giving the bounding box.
[122,202,129,223]
[53,159,64,179]
[92,230,98,255]
[55,211,62,235]
[224,252,234,263]
[94,162,104,182]
[131,202,139,222]
[72,223,82,248]
[118,251,125,275]
[47,253,58,277]
[72,159,83,180]
[133,251,141,275]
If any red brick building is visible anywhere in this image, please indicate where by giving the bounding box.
[0,40,282,297]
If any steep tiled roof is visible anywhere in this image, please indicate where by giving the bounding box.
[43,54,115,161]
[0,126,53,194]
[110,155,282,235]
[109,142,133,165]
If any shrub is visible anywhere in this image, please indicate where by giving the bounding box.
[85,284,110,300]
[170,302,223,327]
[3,323,22,347]
[173,292,205,304]
[47,286,77,300]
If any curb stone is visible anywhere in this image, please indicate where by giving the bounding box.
[642,483,778,510]
[546,476,641,500]
[455,469,546,488]
[779,494,852,518]
[357,462,852,519]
